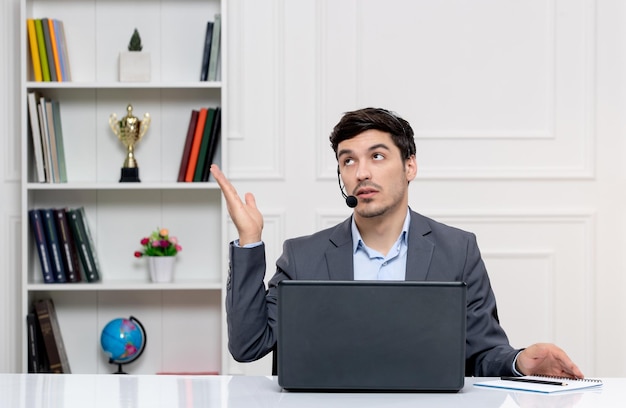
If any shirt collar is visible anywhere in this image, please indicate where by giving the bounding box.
[351,208,411,254]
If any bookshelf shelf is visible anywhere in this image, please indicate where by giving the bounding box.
[26,182,222,191]
[20,0,227,375]
[26,81,223,90]
[26,280,223,292]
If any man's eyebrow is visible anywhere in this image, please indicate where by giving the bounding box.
[368,143,391,152]
[337,143,391,158]
[337,148,353,158]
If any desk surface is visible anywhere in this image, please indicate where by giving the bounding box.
[0,374,621,408]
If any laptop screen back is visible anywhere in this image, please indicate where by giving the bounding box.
[277,280,467,392]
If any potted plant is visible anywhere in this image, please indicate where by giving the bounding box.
[119,28,151,82]
[135,227,182,282]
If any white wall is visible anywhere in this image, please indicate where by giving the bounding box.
[224,0,626,378]
[2,0,626,377]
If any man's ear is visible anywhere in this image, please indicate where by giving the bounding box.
[406,155,417,182]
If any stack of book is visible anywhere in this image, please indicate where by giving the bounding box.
[27,298,71,373]
[26,18,72,82]
[29,207,101,284]
[27,92,67,183]
[177,107,222,182]
[200,13,221,82]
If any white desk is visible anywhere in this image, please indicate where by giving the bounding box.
[0,374,621,408]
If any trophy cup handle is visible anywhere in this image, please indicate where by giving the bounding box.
[109,113,121,140]
[138,113,151,143]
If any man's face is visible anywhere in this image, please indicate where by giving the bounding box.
[337,129,417,219]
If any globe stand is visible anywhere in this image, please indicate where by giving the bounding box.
[102,316,147,375]
[111,361,129,375]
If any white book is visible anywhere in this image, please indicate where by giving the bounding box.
[27,92,45,182]
[37,98,54,183]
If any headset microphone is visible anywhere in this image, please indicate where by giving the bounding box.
[345,195,358,208]
[337,166,358,208]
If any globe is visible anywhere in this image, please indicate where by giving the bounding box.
[100,316,147,374]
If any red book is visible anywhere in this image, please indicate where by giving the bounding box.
[177,110,199,182]
[184,108,208,182]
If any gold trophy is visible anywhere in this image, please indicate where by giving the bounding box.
[109,104,151,182]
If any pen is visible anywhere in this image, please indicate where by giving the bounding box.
[500,376,567,386]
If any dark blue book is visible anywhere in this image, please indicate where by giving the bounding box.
[28,209,54,283]
[40,209,67,283]
[200,21,214,81]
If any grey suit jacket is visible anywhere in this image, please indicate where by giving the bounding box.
[226,209,521,376]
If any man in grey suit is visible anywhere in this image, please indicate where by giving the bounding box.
[210,107,584,378]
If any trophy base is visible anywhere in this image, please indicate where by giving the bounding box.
[120,167,140,183]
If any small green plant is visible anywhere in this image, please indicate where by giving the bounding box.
[128,28,143,51]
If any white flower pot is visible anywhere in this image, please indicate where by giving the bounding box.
[119,51,151,82]
[148,256,176,283]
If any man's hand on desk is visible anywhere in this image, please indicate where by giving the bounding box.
[516,343,584,379]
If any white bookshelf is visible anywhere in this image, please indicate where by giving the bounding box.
[20,0,228,374]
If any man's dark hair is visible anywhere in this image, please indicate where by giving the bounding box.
[329,107,416,159]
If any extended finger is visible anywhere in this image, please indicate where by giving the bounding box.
[210,164,243,204]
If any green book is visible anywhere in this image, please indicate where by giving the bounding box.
[34,19,51,82]
[67,207,100,283]
[51,100,67,182]
[207,13,221,81]
[41,18,58,82]
[193,108,215,182]
[78,206,101,282]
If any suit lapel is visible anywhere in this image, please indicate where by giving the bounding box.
[405,210,434,281]
[326,217,354,280]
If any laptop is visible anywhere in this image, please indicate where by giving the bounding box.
[277,280,467,392]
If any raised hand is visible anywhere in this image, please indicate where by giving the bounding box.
[210,164,263,246]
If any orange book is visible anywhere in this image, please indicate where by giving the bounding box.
[47,19,62,82]
[27,19,43,81]
[185,108,208,182]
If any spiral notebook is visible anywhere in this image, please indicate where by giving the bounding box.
[474,375,603,394]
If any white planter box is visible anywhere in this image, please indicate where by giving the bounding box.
[119,51,151,82]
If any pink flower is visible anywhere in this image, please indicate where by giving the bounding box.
[135,227,182,257]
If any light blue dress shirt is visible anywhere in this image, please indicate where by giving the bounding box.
[352,209,410,281]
